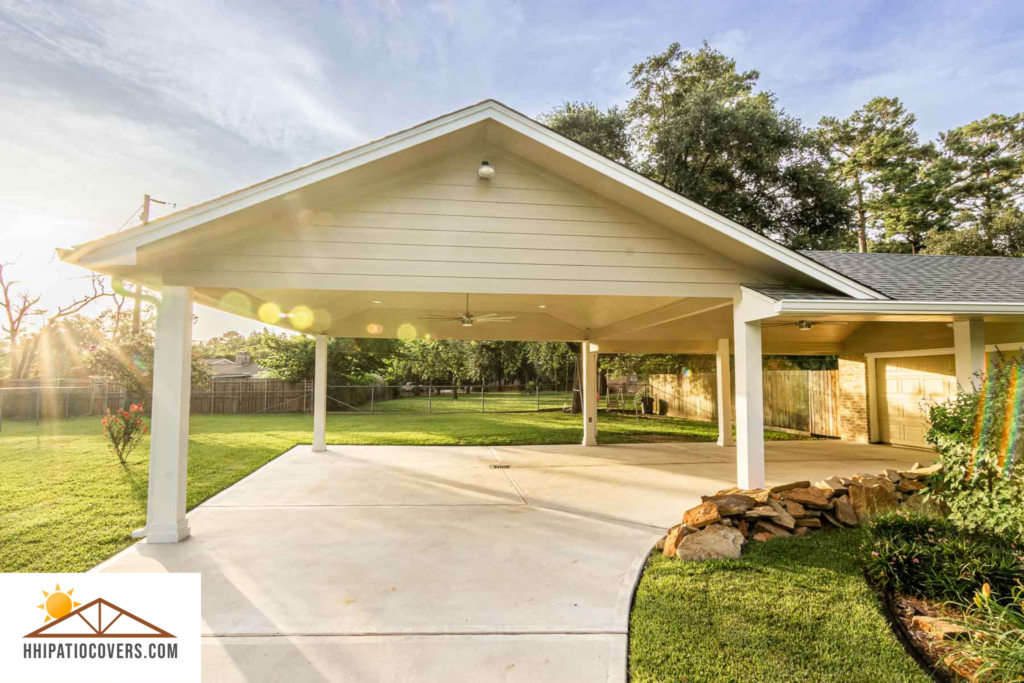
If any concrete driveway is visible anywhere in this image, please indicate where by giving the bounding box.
[93,440,926,682]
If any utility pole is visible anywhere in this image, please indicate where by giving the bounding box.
[131,194,172,335]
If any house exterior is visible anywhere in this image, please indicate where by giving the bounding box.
[57,100,1024,544]
[201,352,266,379]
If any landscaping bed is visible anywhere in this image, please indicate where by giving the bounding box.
[864,513,1024,682]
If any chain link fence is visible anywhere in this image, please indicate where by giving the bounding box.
[324,383,579,414]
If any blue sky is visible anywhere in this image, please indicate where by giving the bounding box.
[1,0,1022,338]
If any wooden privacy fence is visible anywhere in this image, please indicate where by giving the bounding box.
[648,368,840,437]
[191,378,310,414]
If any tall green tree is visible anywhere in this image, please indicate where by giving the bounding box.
[815,97,925,252]
[251,333,403,384]
[875,143,948,253]
[406,339,473,398]
[924,113,1024,255]
[542,42,852,249]
[540,102,631,164]
[924,206,1024,257]
[628,42,850,248]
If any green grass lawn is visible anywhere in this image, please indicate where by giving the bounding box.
[629,528,931,683]
[341,390,577,413]
[332,390,638,414]
[0,411,804,573]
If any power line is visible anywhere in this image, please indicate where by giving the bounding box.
[115,203,144,233]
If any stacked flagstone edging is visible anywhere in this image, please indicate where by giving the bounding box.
[657,462,944,561]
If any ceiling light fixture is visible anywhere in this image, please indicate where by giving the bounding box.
[538,304,547,309]
[372,300,382,304]
[477,160,495,179]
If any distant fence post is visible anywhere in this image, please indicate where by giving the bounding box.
[536,382,540,411]
[370,386,375,413]
[481,381,485,413]
[428,382,432,414]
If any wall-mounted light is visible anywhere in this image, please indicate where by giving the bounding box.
[588,342,600,353]
[477,160,495,180]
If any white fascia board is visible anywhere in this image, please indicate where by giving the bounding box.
[776,299,1024,316]
[62,102,499,266]
[736,286,782,322]
[487,108,887,301]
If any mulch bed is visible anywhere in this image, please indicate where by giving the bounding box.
[881,590,978,682]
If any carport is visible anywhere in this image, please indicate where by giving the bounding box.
[59,99,1024,545]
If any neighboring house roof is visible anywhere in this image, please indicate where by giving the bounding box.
[201,358,265,378]
[800,251,1024,303]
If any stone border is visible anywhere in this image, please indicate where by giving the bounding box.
[657,462,945,562]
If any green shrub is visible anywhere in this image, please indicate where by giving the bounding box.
[947,583,1024,683]
[862,512,1024,605]
[925,351,1024,540]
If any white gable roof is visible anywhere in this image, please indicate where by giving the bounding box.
[59,99,883,300]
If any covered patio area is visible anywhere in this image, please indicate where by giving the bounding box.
[92,439,926,682]
[59,100,1024,548]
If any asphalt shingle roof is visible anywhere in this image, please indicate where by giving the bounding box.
[744,285,853,301]
[799,251,1024,303]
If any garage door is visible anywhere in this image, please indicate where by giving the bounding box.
[876,354,956,448]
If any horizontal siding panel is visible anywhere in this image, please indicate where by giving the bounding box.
[304,211,671,239]
[225,241,709,269]
[183,255,744,283]
[373,183,603,207]
[339,196,628,223]
[281,226,683,252]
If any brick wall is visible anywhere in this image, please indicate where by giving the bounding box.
[838,355,870,442]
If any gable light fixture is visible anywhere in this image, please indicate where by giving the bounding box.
[477,160,495,179]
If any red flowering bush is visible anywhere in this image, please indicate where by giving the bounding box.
[102,404,148,465]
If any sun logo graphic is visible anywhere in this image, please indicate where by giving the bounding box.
[37,584,81,623]
[24,584,174,638]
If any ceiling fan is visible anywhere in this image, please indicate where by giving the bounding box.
[418,294,516,328]
[762,320,849,332]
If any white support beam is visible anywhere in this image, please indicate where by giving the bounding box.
[716,338,733,447]
[953,320,986,391]
[135,286,194,544]
[581,343,599,446]
[312,335,328,452]
[733,296,765,489]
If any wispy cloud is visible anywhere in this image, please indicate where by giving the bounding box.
[0,0,365,154]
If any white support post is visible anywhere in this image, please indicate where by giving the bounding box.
[135,286,193,544]
[716,338,733,447]
[953,320,986,391]
[312,335,327,452]
[581,343,598,446]
[733,296,765,489]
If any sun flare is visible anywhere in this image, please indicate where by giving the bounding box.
[37,584,81,622]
